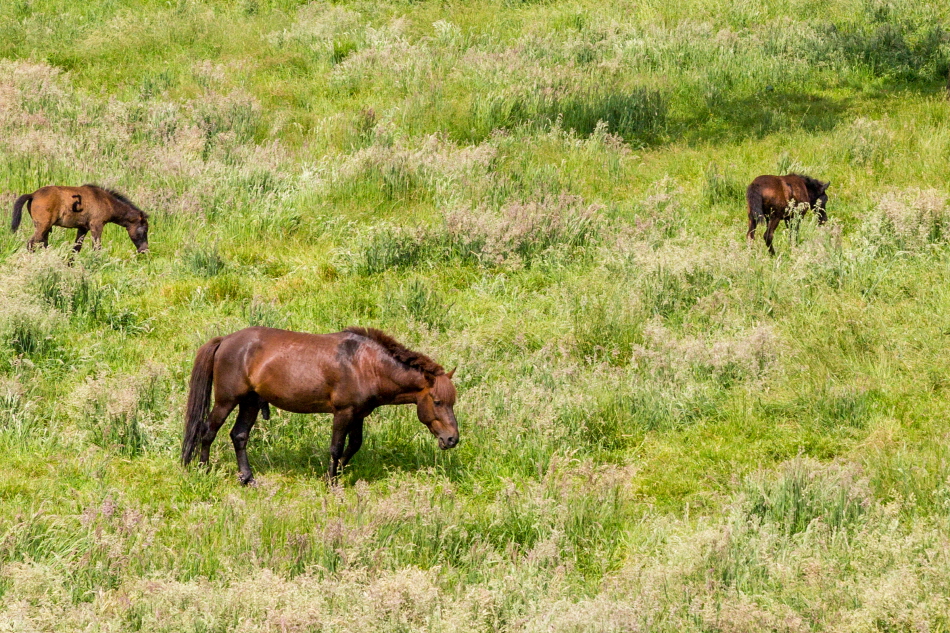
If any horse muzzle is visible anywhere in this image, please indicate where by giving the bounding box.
[438,435,459,450]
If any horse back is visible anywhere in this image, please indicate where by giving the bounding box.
[748,175,788,211]
[216,328,383,414]
[30,185,112,229]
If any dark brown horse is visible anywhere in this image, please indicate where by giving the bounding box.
[746,174,829,254]
[182,326,460,483]
[11,184,149,253]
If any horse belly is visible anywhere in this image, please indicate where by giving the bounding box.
[264,393,335,415]
[251,362,338,414]
[54,214,82,229]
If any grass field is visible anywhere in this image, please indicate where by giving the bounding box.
[1,0,950,630]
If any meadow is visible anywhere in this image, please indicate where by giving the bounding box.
[1,0,950,629]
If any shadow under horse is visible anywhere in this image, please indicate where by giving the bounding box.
[11,184,149,253]
[746,174,829,254]
[181,326,460,484]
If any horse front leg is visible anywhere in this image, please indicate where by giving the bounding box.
[328,408,355,480]
[339,416,366,472]
[89,222,104,250]
[230,399,261,485]
[72,227,88,253]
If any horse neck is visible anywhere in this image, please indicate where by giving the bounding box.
[111,201,140,227]
[796,177,820,204]
[383,362,430,402]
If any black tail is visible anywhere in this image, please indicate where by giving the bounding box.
[182,337,223,465]
[746,186,766,226]
[11,194,31,232]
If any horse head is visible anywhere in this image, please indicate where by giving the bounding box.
[416,368,459,450]
[128,214,149,253]
[804,178,830,210]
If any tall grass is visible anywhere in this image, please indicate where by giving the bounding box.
[0,0,949,630]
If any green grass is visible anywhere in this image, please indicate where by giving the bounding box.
[1,0,950,629]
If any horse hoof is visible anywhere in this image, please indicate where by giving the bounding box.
[238,474,256,486]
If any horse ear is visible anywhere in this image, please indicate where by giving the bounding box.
[447,367,456,379]
[822,181,830,192]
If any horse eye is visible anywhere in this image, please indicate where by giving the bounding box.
[433,399,442,405]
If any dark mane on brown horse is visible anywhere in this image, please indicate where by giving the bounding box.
[84,184,148,218]
[345,326,444,379]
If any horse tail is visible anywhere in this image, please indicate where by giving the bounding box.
[746,185,766,226]
[182,337,224,465]
[11,194,31,232]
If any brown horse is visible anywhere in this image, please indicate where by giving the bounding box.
[11,184,149,253]
[182,326,459,484]
[746,174,829,254]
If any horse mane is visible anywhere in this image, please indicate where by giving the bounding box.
[344,326,445,379]
[83,184,148,219]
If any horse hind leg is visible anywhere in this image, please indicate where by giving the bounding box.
[230,398,261,485]
[764,215,783,256]
[27,223,52,251]
[199,399,238,468]
[747,213,758,241]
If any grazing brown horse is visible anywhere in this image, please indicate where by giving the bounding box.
[182,326,460,484]
[746,174,829,254]
[11,184,149,253]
